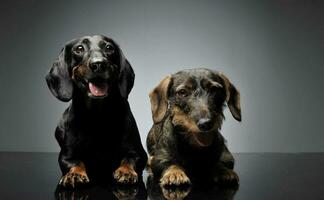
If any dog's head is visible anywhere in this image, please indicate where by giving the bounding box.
[149,68,241,147]
[46,35,134,101]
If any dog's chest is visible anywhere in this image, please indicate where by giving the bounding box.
[177,142,222,170]
[74,116,123,150]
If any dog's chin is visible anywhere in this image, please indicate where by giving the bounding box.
[177,126,215,148]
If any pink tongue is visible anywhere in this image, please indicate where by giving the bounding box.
[89,82,108,97]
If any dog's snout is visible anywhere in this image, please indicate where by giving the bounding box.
[89,61,106,73]
[197,118,213,132]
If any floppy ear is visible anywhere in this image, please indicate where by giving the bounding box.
[217,72,241,121]
[118,47,135,99]
[149,75,172,124]
[118,52,135,99]
[45,47,73,102]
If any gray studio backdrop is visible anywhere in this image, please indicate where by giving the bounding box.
[0,0,323,152]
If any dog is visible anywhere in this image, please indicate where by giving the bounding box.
[46,35,147,188]
[146,68,241,186]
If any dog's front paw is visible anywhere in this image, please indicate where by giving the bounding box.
[215,169,239,186]
[160,165,191,186]
[113,164,138,184]
[59,171,90,188]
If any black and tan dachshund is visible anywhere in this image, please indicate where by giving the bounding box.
[147,68,241,186]
[46,35,147,188]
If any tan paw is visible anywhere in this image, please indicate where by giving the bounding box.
[59,171,89,188]
[59,163,89,188]
[160,165,191,186]
[113,164,138,184]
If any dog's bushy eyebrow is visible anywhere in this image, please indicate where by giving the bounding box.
[99,40,108,48]
[82,38,90,44]
[172,75,197,89]
[200,78,223,89]
[181,78,197,90]
[200,78,211,89]
[98,40,115,49]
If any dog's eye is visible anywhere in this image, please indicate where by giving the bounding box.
[75,45,85,54]
[177,89,188,98]
[105,44,115,54]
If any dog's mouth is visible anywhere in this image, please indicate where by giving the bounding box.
[75,76,110,98]
[88,80,109,97]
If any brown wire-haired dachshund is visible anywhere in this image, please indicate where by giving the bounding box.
[146,68,241,186]
[46,35,147,188]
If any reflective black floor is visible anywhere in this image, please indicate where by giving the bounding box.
[0,152,323,199]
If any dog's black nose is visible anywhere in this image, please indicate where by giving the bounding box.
[89,61,106,73]
[197,118,213,131]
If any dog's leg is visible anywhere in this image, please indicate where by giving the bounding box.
[148,125,191,186]
[150,152,190,186]
[220,145,235,169]
[214,146,239,186]
[113,109,148,184]
[58,149,89,188]
[214,162,239,186]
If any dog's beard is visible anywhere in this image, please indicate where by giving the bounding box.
[172,111,223,148]
[172,119,215,147]
[188,132,215,147]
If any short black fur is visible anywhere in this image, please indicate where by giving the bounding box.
[46,35,147,188]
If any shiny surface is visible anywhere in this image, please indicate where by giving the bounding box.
[0,153,323,199]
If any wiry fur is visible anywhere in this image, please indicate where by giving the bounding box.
[147,68,241,186]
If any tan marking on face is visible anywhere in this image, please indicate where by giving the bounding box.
[171,106,200,133]
[171,106,215,147]
[72,64,91,80]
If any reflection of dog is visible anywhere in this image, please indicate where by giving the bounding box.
[147,174,238,200]
[46,35,147,188]
[147,175,192,200]
[147,68,241,186]
[55,181,147,200]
